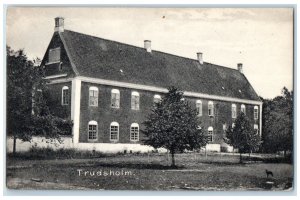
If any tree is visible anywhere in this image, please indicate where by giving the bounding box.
[142,87,207,167]
[262,87,293,156]
[6,46,72,154]
[224,112,261,163]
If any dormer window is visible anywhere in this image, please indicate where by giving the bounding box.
[48,47,61,63]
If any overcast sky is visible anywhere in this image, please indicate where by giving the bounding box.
[6,7,293,99]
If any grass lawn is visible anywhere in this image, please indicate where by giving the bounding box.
[6,153,293,191]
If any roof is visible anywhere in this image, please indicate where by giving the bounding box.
[59,30,260,101]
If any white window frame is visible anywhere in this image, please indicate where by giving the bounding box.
[208,101,214,117]
[232,104,237,118]
[110,121,119,142]
[241,104,246,114]
[196,100,202,116]
[88,121,98,142]
[254,106,259,120]
[130,123,139,142]
[111,89,120,108]
[62,86,69,105]
[207,126,213,143]
[153,94,162,103]
[89,86,98,107]
[131,91,140,110]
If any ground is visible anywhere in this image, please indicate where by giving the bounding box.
[6,153,293,191]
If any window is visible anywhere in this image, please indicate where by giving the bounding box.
[153,94,162,103]
[232,104,237,118]
[62,86,69,105]
[196,100,202,116]
[48,47,60,63]
[254,124,259,135]
[88,121,98,141]
[58,62,63,71]
[130,123,139,141]
[254,106,259,120]
[111,89,120,108]
[222,123,227,131]
[207,127,213,142]
[110,122,119,142]
[241,104,246,114]
[131,91,140,110]
[89,87,98,107]
[208,101,214,117]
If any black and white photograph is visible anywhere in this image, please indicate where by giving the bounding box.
[5,6,294,192]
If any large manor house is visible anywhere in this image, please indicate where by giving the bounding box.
[39,17,262,152]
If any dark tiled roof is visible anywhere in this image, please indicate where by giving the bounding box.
[60,30,260,101]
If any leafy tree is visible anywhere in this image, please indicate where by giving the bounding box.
[6,46,72,154]
[142,87,207,167]
[262,87,293,156]
[224,112,261,163]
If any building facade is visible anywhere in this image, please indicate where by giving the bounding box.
[41,17,263,152]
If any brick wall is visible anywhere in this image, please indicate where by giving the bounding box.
[79,82,152,143]
[47,82,72,119]
[77,81,260,144]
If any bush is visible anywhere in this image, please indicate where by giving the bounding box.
[8,147,106,160]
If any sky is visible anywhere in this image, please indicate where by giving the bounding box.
[6,7,293,99]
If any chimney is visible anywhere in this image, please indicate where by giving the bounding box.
[144,40,151,53]
[237,63,243,73]
[197,52,203,65]
[54,17,64,32]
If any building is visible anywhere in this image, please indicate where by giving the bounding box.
[40,17,262,153]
